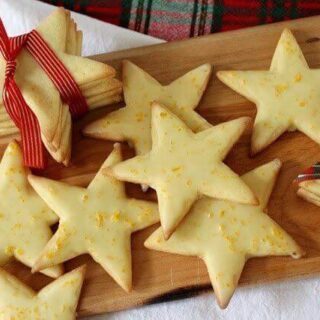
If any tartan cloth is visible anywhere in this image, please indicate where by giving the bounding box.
[40,1,320,41]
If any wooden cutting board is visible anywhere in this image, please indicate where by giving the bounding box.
[2,15,320,318]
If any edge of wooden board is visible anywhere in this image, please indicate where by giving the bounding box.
[91,15,320,63]
[2,15,320,318]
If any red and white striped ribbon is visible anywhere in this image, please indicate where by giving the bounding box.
[0,19,88,168]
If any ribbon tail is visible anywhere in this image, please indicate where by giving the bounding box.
[0,19,11,60]
[19,106,46,169]
[3,82,45,169]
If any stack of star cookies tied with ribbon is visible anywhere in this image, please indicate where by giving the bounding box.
[0,8,122,168]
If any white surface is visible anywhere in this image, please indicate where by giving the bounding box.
[0,0,163,54]
[0,0,319,319]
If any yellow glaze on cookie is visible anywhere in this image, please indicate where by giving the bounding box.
[108,103,257,239]
[28,144,159,292]
[0,141,62,278]
[0,266,85,320]
[145,159,303,308]
[83,61,211,155]
[217,29,320,154]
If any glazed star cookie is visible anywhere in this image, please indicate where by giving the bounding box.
[0,8,122,165]
[83,60,211,156]
[217,29,320,155]
[28,144,159,292]
[145,159,303,308]
[0,266,85,320]
[107,103,257,239]
[0,141,62,278]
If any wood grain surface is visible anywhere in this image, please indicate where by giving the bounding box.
[2,16,320,317]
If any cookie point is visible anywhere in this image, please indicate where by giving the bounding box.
[293,247,305,259]
[250,144,261,157]
[75,264,87,277]
[216,293,231,310]
[82,123,93,135]
[125,284,132,293]
[240,116,252,128]
[113,142,121,150]
[219,301,229,310]
[44,267,64,279]
[122,59,133,70]
[56,7,67,15]
[200,63,212,72]
[9,139,19,147]
[216,70,230,80]
[32,257,48,274]
[31,265,39,274]
[6,140,20,154]
[272,158,282,168]
[122,59,130,66]
[152,103,167,117]
[27,174,36,184]
[163,229,172,240]
[282,28,292,36]
[151,101,162,109]
[252,195,260,206]
[216,70,222,78]
[144,239,151,248]
[27,174,44,188]
[63,158,70,167]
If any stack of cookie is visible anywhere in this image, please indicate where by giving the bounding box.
[0,8,122,165]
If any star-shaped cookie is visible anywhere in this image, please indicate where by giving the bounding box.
[145,159,303,308]
[83,61,211,156]
[107,103,257,239]
[0,141,62,278]
[217,29,320,155]
[0,8,121,165]
[28,144,159,291]
[0,266,85,320]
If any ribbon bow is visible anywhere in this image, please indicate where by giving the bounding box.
[0,19,88,169]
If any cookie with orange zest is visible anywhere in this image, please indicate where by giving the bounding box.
[28,144,159,292]
[145,160,303,308]
[0,141,62,278]
[218,29,320,155]
[0,266,85,320]
[108,103,257,239]
[84,61,211,156]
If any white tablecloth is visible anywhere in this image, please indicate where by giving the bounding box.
[1,0,319,319]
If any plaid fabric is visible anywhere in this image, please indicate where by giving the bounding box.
[40,1,320,41]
